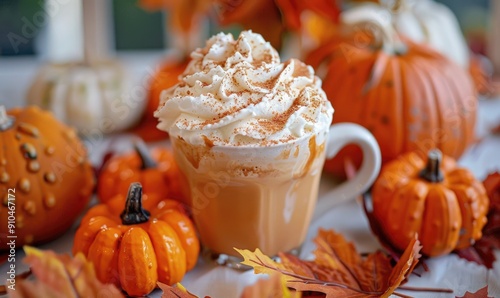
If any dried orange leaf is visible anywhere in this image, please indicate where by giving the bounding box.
[159,282,198,298]
[214,0,284,50]
[237,229,422,297]
[456,286,492,298]
[8,246,124,298]
[275,0,341,31]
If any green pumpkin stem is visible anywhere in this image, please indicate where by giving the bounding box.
[419,149,444,183]
[0,106,14,131]
[120,182,151,225]
[134,139,157,170]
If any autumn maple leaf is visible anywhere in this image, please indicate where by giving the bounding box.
[159,282,198,298]
[8,246,124,298]
[236,229,422,297]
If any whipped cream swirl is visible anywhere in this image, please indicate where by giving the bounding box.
[155,30,333,146]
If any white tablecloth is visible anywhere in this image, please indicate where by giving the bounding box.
[1,53,499,297]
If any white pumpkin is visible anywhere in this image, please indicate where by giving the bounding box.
[27,61,145,133]
[346,0,470,68]
[392,0,469,67]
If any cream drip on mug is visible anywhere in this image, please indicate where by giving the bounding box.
[155,30,333,146]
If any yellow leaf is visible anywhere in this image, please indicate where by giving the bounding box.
[236,248,285,274]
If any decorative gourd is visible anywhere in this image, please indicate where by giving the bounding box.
[73,182,199,296]
[391,0,469,68]
[0,106,94,250]
[133,58,189,141]
[348,0,469,68]
[371,149,489,256]
[97,140,185,205]
[27,61,145,133]
[306,9,477,178]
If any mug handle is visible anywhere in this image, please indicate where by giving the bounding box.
[313,123,381,219]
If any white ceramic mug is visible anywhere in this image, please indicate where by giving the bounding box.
[171,122,381,259]
[314,123,381,219]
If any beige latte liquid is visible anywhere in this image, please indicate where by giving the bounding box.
[172,132,327,257]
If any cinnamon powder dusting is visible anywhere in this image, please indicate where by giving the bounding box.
[258,100,301,135]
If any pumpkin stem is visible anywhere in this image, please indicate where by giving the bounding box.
[0,106,14,131]
[341,3,407,55]
[120,182,151,225]
[419,149,444,183]
[134,139,157,169]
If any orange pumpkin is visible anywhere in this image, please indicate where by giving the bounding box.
[133,59,188,141]
[306,14,477,178]
[0,105,94,250]
[73,182,199,296]
[371,149,489,256]
[97,140,185,205]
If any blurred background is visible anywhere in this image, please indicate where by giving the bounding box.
[0,0,495,59]
[0,0,498,111]
[0,0,493,56]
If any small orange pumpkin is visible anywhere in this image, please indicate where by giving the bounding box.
[73,182,199,296]
[97,140,185,205]
[371,149,489,256]
[0,106,94,250]
[306,12,477,178]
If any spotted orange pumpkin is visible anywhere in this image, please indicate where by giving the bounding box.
[0,105,94,250]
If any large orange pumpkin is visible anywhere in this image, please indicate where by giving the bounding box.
[0,106,94,250]
[371,149,489,256]
[306,13,477,178]
[73,182,199,296]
